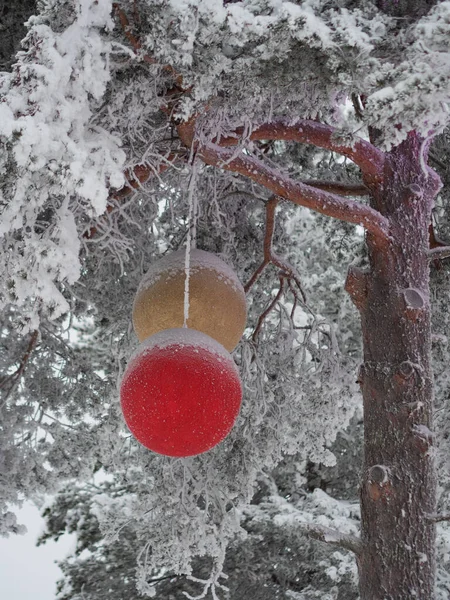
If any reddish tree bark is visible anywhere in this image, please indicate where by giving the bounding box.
[347,133,442,599]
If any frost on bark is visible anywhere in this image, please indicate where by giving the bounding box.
[346,133,442,599]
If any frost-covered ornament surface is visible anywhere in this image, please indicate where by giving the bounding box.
[132,249,247,351]
[120,328,243,456]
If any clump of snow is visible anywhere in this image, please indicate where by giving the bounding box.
[0,0,125,322]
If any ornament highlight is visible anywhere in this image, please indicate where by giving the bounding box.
[132,249,247,352]
[120,328,242,457]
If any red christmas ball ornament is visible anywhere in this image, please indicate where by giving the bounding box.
[120,328,242,457]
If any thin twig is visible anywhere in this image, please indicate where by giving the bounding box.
[252,276,285,341]
[84,153,180,239]
[0,330,39,406]
[245,197,306,301]
[429,152,448,173]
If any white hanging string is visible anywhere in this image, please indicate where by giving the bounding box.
[183,160,199,328]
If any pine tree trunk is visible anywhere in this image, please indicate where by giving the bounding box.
[348,133,442,599]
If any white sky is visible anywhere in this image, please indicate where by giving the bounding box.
[0,502,75,600]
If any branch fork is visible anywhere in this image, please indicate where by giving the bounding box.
[244,196,307,340]
[245,196,305,297]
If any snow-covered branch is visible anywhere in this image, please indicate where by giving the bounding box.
[113,3,183,86]
[427,246,450,262]
[245,196,305,294]
[85,153,181,239]
[194,141,390,241]
[0,329,39,406]
[426,513,450,524]
[302,181,370,197]
[219,120,385,182]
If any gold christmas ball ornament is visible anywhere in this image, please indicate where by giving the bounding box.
[132,249,247,352]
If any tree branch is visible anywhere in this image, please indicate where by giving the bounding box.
[113,3,183,85]
[304,523,363,556]
[218,119,385,181]
[252,275,285,341]
[113,5,379,243]
[427,246,450,261]
[245,196,306,300]
[245,196,280,292]
[302,180,369,197]
[425,513,450,523]
[114,154,180,199]
[192,141,390,241]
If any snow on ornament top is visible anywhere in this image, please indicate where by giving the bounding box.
[120,328,243,457]
[127,326,243,369]
[132,249,247,352]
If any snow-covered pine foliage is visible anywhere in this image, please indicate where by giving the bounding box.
[1,1,450,598]
[1,1,450,322]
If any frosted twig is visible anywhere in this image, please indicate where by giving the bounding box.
[245,196,306,300]
[252,275,285,341]
[192,141,390,242]
[425,513,450,523]
[0,330,39,407]
[84,153,179,239]
[304,523,362,555]
[184,571,228,600]
[114,153,181,199]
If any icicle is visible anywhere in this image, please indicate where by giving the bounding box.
[183,160,199,328]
